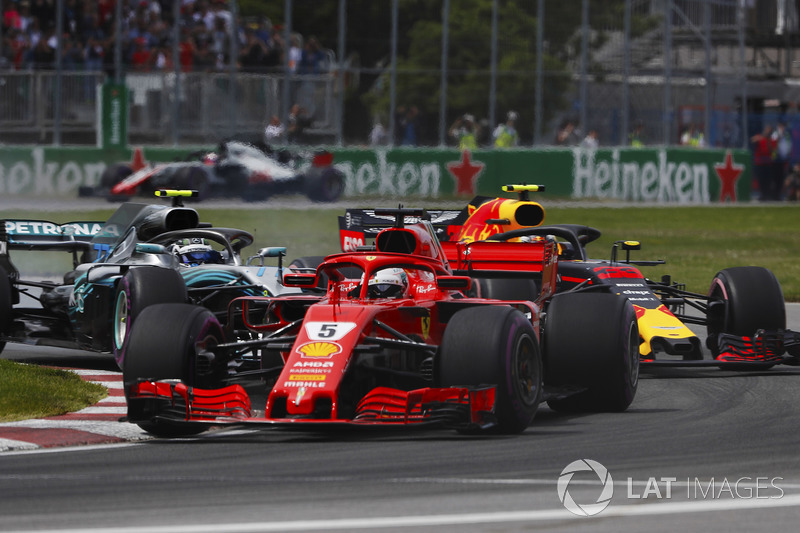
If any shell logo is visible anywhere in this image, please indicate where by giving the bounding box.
[296,341,342,358]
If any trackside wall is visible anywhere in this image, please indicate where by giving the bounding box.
[0,146,752,203]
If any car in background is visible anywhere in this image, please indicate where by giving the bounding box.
[123,207,639,437]
[78,140,344,203]
[337,185,800,369]
[0,191,301,370]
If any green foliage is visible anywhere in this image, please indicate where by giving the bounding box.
[0,360,107,422]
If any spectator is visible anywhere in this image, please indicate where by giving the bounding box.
[581,129,599,149]
[239,26,268,72]
[396,105,419,146]
[287,33,302,73]
[30,25,55,69]
[629,121,645,147]
[449,114,478,150]
[680,123,705,147]
[298,36,326,74]
[192,32,216,71]
[178,26,197,72]
[30,0,55,32]
[130,37,151,70]
[555,119,579,145]
[209,14,229,70]
[369,119,388,146]
[783,163,800,201]
[3,2,23,31]
[287,103,311,144]
[751,124,777,201]
[264,115,285,143]
[83,13,107,72]
[493,110,519,148]
[772,121,793,198]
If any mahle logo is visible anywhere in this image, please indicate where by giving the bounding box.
[557,459,614,516]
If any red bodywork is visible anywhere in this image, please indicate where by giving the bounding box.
[127,219,556,429]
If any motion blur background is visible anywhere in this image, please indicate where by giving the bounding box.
[1,0,798,151]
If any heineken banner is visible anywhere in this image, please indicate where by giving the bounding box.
[0,146,751,203]
[99,83,129,150]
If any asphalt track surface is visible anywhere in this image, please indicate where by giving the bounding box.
[0,306,799,532]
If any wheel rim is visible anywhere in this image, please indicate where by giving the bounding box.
[513,333,540,407]
[114,290,129,350]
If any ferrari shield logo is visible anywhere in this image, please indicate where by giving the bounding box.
[421,316,430,340]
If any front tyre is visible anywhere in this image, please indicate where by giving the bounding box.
[123,304,225,437]
[440,305,542,434]
[113,267,187,369]
[544,293,639,413]
[707,266,785,355]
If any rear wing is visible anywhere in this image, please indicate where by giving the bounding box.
[1,219,103,273]
[1,219,102,249]
[337,205,478,252]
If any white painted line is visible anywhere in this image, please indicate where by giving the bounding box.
[2,493,800,533]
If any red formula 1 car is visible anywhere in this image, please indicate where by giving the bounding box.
[123,208,639,437]
[338,186,800,369]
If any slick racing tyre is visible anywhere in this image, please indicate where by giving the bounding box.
[304,168,344,203]
[440,305,542,434]
[471,277,538,301]
[123,304,225,437]
[544,293,639,413]
[706,266,785,366]
[113,267,187,369]
[174,166,210,200]
[0,265,13,355]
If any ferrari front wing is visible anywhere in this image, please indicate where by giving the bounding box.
[126,381,499,430]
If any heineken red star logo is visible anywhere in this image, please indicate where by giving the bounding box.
[714,151,743,203]
[446,150,485,195]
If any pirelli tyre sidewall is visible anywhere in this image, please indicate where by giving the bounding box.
[113,267,187,369]
[543,292,639,413]
[439,305,542,434]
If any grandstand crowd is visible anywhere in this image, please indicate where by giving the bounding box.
[1,0,327,74]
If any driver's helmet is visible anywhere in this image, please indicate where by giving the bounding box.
[367,268,408,299]
[172,238,223,266]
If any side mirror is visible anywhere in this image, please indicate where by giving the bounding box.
[436,276,472,291]
[134,243,169,255]
[259,246,287,258]
[283,272,318,287]
[621,241,641,251]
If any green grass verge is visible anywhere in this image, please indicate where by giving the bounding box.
[0,360,107,422]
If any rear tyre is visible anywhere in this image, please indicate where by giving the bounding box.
[440,305,542,434]
[472,277,538,301]
[304,168,344,202]
[174,166,210,200]
[544,293,639,413]
[0,266,13,355]
[123,304,225,437]
[113,267,187,369]
[706,266,785,367]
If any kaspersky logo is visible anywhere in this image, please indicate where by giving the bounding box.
[557,459,614,516]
